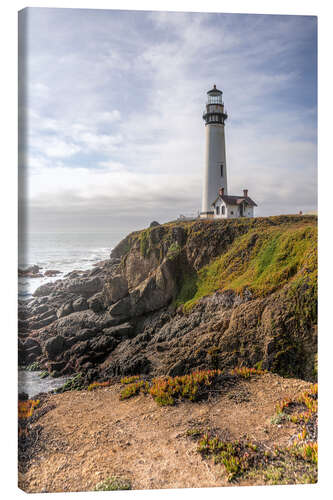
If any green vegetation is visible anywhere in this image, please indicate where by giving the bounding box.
[94,476,132,491]
[26,362,40,372]
[119,369,225,406]
[173,271,198,309]
[120,380,150,400]
[189,382,317,484]
[120,375,142,384]
[139,229,151,257]
[39,371,49,379]
[54,373,84,393]
[230,367,267,378]
[87,380,112,391]
[197,434,262,482]
[175,223,317,311]
[167,242,181,260]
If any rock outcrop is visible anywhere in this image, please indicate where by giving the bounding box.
[18,215,317,382]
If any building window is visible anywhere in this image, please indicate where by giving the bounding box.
[230,211,234,215]
[220,164,223,176]
[222,205,225,215]
[216,206,220,215]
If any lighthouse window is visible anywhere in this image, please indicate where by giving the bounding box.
[220,164,223,176]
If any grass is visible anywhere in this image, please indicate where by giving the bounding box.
[167,242,181,260]
[175,223,317,311]
[94,476,131,491]
[188,382,318,484]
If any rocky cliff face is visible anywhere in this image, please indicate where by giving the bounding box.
[18,215,317,382]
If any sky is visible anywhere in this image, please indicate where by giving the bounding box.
[18,8,317,238]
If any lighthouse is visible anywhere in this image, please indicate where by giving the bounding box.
[200,85,257,219]
[200,85,228,218]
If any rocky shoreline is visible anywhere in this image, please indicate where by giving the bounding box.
[18,215,318,390]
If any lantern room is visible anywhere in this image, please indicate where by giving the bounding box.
[203,84,228,125]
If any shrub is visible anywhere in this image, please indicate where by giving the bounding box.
[231,367,267,378]
[26,362,40,372]
[120,375,141,384]
[55,373,83,393]
[87,380,112,391]
[18,399,40,419]
[149,369,222,406]
[94,476,131,491]
[120,380,150,400]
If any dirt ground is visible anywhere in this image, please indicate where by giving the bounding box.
[18,373,312,493]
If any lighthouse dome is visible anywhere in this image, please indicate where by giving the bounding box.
[207,84,222,96]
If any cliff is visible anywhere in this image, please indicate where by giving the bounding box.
[19,215,317,383]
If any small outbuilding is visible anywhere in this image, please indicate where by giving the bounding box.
[211,188,257,219]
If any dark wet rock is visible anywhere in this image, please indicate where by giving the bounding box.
[72,296,88,312]
[21,216,317,382]
[44,335,67,360]
[103,322,134,339]
[18,392,29,401]
[49,360,67,373]
[70,341,90,357]
[29,313,57,330]
[24,337,40,349]
[18,265,42,277]
[87,292,105,312]
[33,283,56,297]
[57,301,74,319]
[44,269,61,277]
[90,335,117,353]
[167,359,187,377]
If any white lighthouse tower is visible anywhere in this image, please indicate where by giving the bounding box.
[200,85,228,218]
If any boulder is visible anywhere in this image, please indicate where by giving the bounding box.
[103,322,134,339]
[90,335,117,353]
[87,292,105,313]
[44,335,67,360]
[33,283,56,297]
[57,301,74,319]
[24,337,41,349]
[63,276,104,297]
[103,274,128,305]
[72,296,88,312]
[44,269,61,277]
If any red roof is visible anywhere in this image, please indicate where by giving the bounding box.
[212,194,257,207]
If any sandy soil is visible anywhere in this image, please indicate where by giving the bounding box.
[18,373,311,493]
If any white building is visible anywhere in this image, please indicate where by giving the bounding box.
[212,187,257,219]
[200,85,257,219]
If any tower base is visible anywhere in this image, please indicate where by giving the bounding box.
[200,211,214,219]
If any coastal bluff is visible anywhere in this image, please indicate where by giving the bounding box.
[18,215,317,383]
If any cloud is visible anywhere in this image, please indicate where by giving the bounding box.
[20,9,317,233]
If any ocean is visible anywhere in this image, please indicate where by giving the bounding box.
[18,232,115,299]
